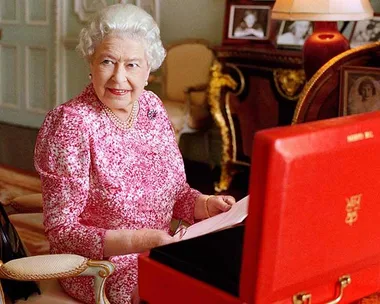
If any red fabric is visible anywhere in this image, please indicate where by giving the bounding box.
[34,84,200,304]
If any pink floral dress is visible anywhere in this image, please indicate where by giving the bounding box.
[34,84,200,304]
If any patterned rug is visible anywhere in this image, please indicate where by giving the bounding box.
[0,165,41,206]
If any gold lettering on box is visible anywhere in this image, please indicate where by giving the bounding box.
[364,131,374,139]
[345,194,362,226]
[347,131,374,142]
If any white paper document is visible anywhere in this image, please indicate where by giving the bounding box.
[180,195,249,241]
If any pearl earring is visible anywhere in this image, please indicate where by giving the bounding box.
[145,81,148,86]
[88,73,92,80]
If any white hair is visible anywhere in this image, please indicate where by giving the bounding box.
[76,4,166,71]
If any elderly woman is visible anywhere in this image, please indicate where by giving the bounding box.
[34,4,235,304]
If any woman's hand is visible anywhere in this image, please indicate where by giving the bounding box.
[205,195,235,217]
[194,194,236,219]
[142,229,175,248]
[104,228,175,257]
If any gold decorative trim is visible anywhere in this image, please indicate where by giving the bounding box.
[87,260,114,278]
[273,69,306,101]
[225,92,237,162]
[208,60,238,192]
[292,42,380,124]
[216,50,303,65]
[224,63,245,163]
[225,63,245,96]
[87,260,114,304]
[208,60,246,192]
[0,258,89,281]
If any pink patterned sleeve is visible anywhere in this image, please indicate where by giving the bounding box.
[148,91,202,225]
[34,106,106,260]
[172,183,201,225]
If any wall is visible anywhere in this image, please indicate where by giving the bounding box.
[58,0,380,104]
[371,0,380,11]
[161,0,380,46]
[160,0,225,46]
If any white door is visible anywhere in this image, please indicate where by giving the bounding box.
[0,0,56,128]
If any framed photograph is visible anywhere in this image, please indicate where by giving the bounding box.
[223,1,273,45]
[338,21,355,40]
[350,15,380,48]
[340,66,380,116]
[276,20,312,50]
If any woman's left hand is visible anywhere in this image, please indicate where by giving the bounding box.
[205,195,236,217]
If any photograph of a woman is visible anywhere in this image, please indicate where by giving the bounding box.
[347,76,380,115]
[276,20,312,49]
[228,5,270,40]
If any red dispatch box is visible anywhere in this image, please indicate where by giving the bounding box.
[139,112,380,304]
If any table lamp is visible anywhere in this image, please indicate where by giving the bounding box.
[272,0,374,80]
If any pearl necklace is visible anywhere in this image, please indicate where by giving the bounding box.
[103,100,138,130]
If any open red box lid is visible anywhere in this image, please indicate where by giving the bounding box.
[241,111,380,303]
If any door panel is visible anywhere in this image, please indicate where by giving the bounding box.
[0,0,55,128]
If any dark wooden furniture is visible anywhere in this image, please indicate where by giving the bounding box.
[209,44,306,192]
[293,41,380,124]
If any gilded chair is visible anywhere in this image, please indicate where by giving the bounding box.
[0,254,114,304]
[1,195,115,304]
[154,39,215,141]
[292,42,380,124]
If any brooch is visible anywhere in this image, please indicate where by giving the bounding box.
[147,109,157,120]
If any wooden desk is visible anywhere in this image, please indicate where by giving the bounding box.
[209,45,306,192]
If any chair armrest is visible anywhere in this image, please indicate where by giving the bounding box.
[0,254,115,304]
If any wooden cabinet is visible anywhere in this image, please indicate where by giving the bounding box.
[210,44,306,192]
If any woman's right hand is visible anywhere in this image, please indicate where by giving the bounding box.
[104,228,176,257]
[142,229,175,249]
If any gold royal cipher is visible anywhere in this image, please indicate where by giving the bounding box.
[345,194,362,226]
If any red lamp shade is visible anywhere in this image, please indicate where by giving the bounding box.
[271,0,374,79]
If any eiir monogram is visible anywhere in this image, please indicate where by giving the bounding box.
[345,194,362,226]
